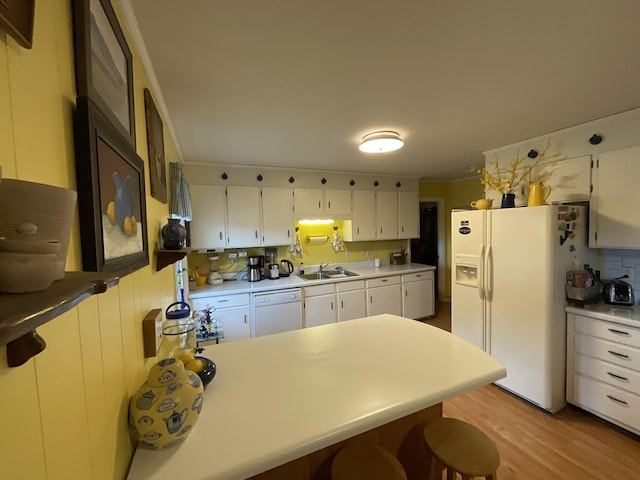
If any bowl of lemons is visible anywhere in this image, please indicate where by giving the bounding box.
[179,353,217,389]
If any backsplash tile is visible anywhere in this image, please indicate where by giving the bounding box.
[603,249,640,294]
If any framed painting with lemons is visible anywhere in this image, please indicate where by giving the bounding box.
[74,96,149,276]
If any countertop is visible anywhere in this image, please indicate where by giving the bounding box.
[566,302,640,328]
[126,314,505,480]
[188,262,435,298]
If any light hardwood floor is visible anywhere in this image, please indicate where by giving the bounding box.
[422,302,640,480]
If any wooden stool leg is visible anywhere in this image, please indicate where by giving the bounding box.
[446,469,455,480]
[429,457,438,480]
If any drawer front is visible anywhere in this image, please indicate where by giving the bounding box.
[366,276,400,288]
[574,315,640,348]
[572,374,640,433]
[336,280,365,292]
[574,353,640,396]
[304,284,335,297]
[574,333,640,371]
[192,293,250,310]
[402,271,433,283]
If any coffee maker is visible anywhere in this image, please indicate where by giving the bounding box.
[264,248,279,279]
[247,255,263,282]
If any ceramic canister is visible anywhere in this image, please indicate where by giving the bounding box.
[129,357,204,449]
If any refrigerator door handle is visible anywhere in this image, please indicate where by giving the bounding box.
[485,243,493,301]
[478,243,485,299]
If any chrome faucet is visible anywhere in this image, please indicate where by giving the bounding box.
[319,261,333,272]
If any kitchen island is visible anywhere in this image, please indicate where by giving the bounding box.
[127,314,505,480]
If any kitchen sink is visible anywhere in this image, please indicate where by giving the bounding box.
[302,270,359,281]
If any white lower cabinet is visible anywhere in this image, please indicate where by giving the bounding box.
[337,280,366,322]
[366,276,402,316]
[567,312,640,435]
[191,294,251,343]
[304,284,337,328]
[402,271,435,319]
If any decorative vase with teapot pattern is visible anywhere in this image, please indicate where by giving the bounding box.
[129,357,204,449]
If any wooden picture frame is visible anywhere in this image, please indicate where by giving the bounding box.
[72,0,136,147]
[144,88,167,203]
[0,0,35,49]
[74,96,149,277]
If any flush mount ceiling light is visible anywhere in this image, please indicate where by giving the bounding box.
[358,131,404,153]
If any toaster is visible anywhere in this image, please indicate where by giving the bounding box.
[602,279,635,305]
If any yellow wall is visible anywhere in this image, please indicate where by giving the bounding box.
[0,2,177,478]
[420,178,484,299]
[188,220,409,276]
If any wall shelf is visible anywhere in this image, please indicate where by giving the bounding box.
[0,272,119,367]
[156,248,190,271]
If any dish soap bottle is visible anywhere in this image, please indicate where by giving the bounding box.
[298,262,304,276]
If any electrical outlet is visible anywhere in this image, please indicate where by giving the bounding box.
[365,250,370,257]
[228,253,237,259]
[238,250,247,257]
[623,267,635,282]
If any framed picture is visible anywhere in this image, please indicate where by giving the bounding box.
[74,96,149,277]
[144,88,167,203]
[72,0,136,146]
[0,0,35,49]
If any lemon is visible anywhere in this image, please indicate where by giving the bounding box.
[186,358,205,373]
[178,354,195,366]
[106,201,116,225]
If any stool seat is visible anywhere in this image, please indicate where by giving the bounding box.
[331,442,407,480]
[423,418,500,479]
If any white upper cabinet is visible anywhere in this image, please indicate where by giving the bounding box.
[293,188,323,215]
[189,184,226,249]
[398,191,419,239]
[589,145,640,249]
[261,187,293,246]
[324,189,352,215]
[376,191,398,240]
[543,155,592,203]
[293,188,351,216]
[343,190,376,241]
[226,186,261,247]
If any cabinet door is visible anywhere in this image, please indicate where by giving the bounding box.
[590,146,640,249]
[338,290,366,321]
[216,306,250,343]
[325,189,352,215]
[367,284,402,316]
[305,294,337,328]
[262,187,292,246]
[376,191,398,239]
[294,188,323,215]
[398,191,419,239]
[226,186,261,247]
[402,278,434,319]
[543,155,591,204]
[344,190,376,241]
[189,185,226,249]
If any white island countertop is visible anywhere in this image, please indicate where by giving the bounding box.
[127,314,505,480]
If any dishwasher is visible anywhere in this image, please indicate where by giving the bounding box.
[251,288,303,337]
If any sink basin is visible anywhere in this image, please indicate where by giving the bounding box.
[302,272,330,280]
[302,270,359,281]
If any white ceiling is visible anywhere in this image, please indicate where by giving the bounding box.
[125,0,640,180]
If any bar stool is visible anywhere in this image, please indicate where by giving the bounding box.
[331,442,407,480]
[423,418,500,480]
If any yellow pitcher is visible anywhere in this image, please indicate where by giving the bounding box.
[528,183,551,207]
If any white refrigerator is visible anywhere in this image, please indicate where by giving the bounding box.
[451,205,594,412]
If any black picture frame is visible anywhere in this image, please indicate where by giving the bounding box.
[0,0,35,49]
[144,88,167,203]
[72,0,136,147]
[74,96,149,277]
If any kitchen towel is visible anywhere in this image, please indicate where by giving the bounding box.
[331,228,345,253]
[289,231,303,257]
[169,162,192,220]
